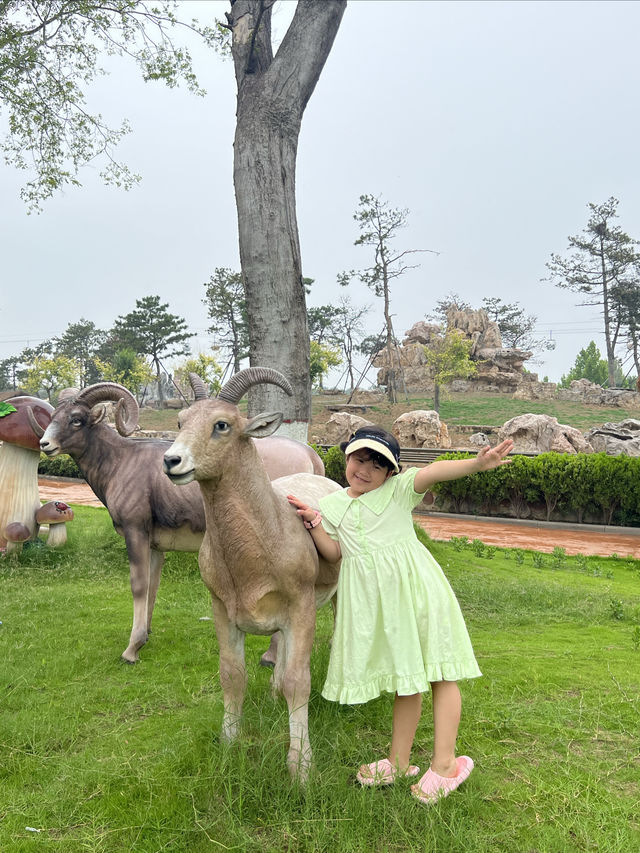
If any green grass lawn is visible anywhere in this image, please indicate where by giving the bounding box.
[1,508,639,851]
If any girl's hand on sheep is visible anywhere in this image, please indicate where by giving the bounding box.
[287,494,316,525]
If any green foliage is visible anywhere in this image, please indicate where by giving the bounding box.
[309,340,342,389]
[53,319,106,387]
[559,340,611,388]
[173,352,223,397]
[546,198,640,386]
[0,1,210,210]
[589,452,628,524]
[0,402,17,417]
[110,295,194,390]
[22,354,82,402]
[38,453,83,479]
[96,348,154,397]
[423,328,477,413]
[202,268,249,373]
[311,443,347,486]
[432,450,640,527]
[526,452,574,520]
[481,296,555,355]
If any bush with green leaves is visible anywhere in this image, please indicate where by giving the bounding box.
[311,444,347,487]
[431,450,640,527]
[38,453,83,479]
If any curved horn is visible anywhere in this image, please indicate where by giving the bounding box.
[76,382,139,436]
[188,373,210,401]
[217,367,294,404]
[27,406,45,438]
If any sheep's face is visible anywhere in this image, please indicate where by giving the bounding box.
[164,401,242,484]
[163,400,284,485]
[40,401,106,458]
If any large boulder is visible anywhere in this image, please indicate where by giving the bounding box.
[557,379,640,408]
[497,414,594,454]
[584,419,640,456]
[321,412,373,446]
[403,322,443,346]
[393,410,451,449]
[446,306,503,352]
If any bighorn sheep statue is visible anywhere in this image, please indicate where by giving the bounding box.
[163,367,341,780]
[34,378,324,663]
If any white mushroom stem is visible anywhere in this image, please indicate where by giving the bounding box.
[45,522,68,547]
[0,442,41,549]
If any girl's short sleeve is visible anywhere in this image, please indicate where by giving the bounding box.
[321,515,339,541]
[393,467,427,510]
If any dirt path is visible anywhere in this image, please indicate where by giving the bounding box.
[413,515,640,558]
[39,478,640,558]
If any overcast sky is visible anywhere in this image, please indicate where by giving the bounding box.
[2,0,640,386]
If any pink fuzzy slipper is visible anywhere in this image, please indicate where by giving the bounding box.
[356,758,420,787]
[411,756,474,804]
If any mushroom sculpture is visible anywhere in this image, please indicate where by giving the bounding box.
[0,396,54,552]
[35,500,74,547]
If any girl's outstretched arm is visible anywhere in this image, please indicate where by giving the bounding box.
[413,438,514,494]
[287,494,342,563]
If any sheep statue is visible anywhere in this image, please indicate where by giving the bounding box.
[34,377,324,663]
[163,367,341,780]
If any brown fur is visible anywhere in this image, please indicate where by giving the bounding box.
[164,400,341,779]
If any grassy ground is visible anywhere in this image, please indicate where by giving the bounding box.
[137,390,640,443]
[1,508,639,851]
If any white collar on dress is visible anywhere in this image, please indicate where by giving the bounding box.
[319,474,397,525]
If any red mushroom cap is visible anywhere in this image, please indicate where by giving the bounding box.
[4,521,32,542]
[35,500,74,524]
[0,396,54,451]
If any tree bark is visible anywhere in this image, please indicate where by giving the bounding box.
[229,0,346,439]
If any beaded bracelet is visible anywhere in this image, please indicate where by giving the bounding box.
[303,511,322,530]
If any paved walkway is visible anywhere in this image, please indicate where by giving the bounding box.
[413,513,640,558]
[39,478,640,559]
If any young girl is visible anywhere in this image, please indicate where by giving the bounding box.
[287,426,513,804]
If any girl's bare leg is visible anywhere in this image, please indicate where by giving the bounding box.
[430,680,461,777]
[388,692,422,770]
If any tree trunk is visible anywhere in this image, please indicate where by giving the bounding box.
[434,382,440,414]
[229,0,346,440]
[382,273,396,404]
[598,235,617,387]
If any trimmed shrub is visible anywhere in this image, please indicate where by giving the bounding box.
[431,451,640,527]
[38,453,83,479]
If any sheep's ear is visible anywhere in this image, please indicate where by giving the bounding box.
[89,404,107,426]
[243,411,283,438]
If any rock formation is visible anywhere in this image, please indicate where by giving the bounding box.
[557,378,640,408]
[373,309,535,394]
[317,412,373,446]
[497,414,594,454]
[584,419,640,456]
[392,410,451,449]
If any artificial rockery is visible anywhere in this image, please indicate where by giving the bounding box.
[374,307,640,407]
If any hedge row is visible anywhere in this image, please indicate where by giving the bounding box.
[431,451,640,527]
[38,453,83,479]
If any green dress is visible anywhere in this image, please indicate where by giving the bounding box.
[319,467,481,705]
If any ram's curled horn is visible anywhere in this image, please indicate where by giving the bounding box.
[217,367,294,404]
[27,406,45,438]
[188,373,210,401]
[76,382,140,436]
